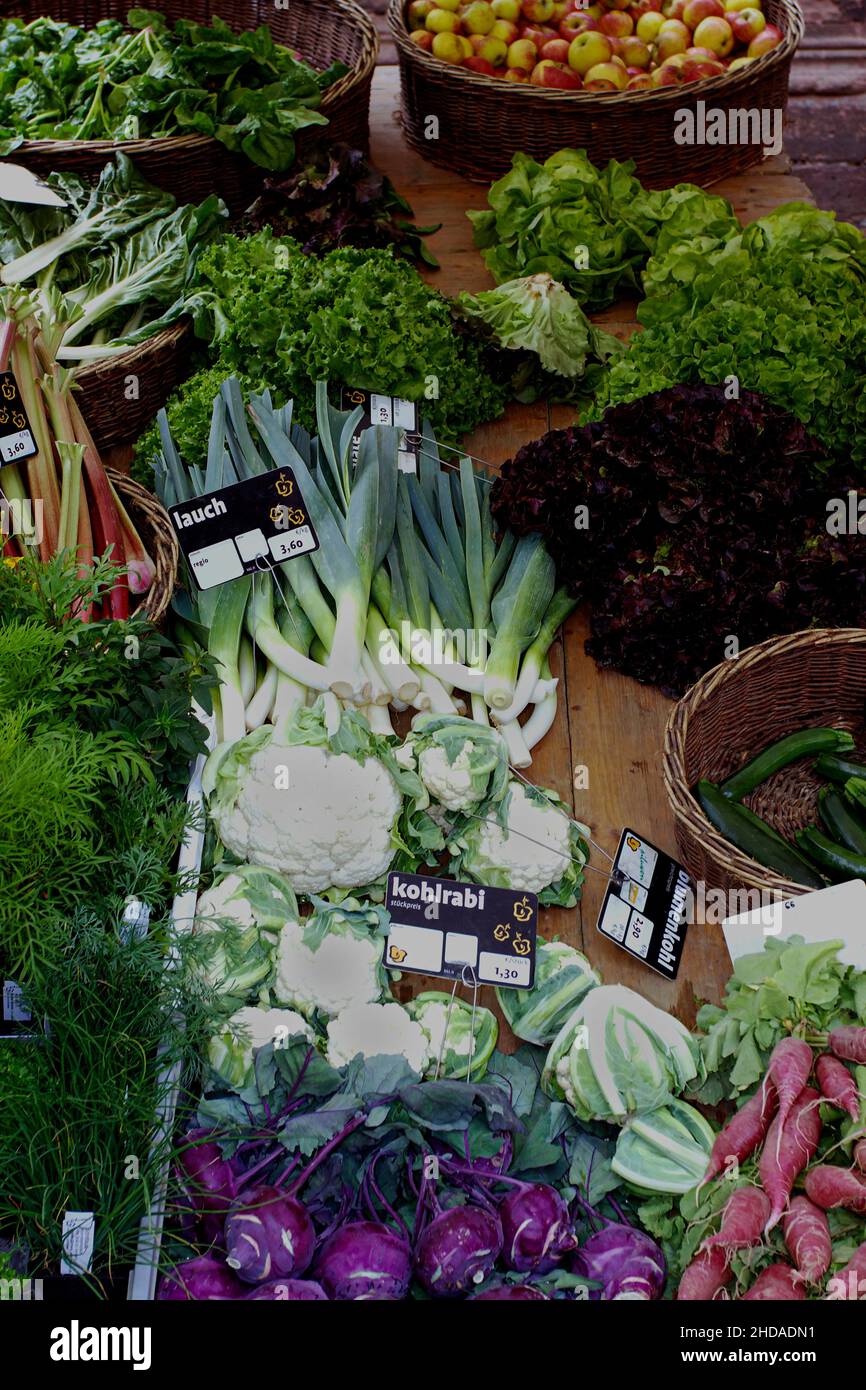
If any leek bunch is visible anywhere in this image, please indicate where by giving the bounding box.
[152,379,574,764]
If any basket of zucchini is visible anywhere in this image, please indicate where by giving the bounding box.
[663,628,866,899]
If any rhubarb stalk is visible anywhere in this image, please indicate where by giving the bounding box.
[11,325,60,560]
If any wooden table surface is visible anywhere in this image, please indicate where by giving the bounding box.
[369,66,818,1030]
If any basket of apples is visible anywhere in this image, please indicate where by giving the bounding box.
[388,0,803,186]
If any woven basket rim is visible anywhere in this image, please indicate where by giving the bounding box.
[73,318,190,383]
[108,468,178,626]
[1,0,378,159]
[388,0,803,107]
[663,627,866,898]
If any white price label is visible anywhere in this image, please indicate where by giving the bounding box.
[478,951,532,987]
[60,1211,96,1275]
[3,979,31,1022]
[268,525,316,562]
[0,429,36,463]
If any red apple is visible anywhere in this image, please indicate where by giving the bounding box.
[661,0,688,19]
[491,0,521,16]
[550,0,571,18]
[530,56,583,84]
[559,10,598,37]
[567,28,612,72]
[620,34,651,65]
[693,14,734,53]
[409,27,435,48]
[521,0,556,20]
[586,2,604,15]
[635,9,664,40]
[730,5,765,41]
[655,18,689,59]
[507,36,539,67]
[521,23,559,48]
[651,58,687,82]
[727,53,755,70]
[539,36,572,59]
[490,16,520,41]
[584,59,628,88]
[686,44,716,57]
[600,10,633,36]
[629,0,662,16]
[504,65,529,78]
[407,0,437,29]
[747,22,781,55]
[682,0,723,28]
[464,53,497,71]
[681,54,725,79]
[627,71,654,87]
[426,7,463,32]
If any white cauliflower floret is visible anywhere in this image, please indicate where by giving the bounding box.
[414,1001,473,1060]
[556,1053,577,1109]
[213,741,402,894]
[417,744,478,813]
[326,1001,430,1074]
[275,917,384,1019]
[196,873,258,931]
[464,781,571,895]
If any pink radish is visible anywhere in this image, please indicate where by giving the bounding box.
[676,1246,733,1302]
[759,1085,822,1232]
[854,1138,866,1174]
[825,1241,866,1301]
[815,1054,860,1122]
[703,1078,776,1183]
[741,1262,805,1301]
[828,1026,866,1066]
[700,1187,770,1254]
[781,1196,832,1286]
[803,1164,866,1214]
[767,1037,813,1136]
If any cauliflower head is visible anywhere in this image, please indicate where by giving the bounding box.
[274,897,390,1020]
[400,713,509,816]
[449,781,590,907]
[405,992,498,1080]
[205,701,440,895]
[325,1001,430,1074]
[193,867,298,1006]
[208,1005,313,1091]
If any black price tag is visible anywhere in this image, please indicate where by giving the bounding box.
[384,872,537,989]
[169,466,318,592]
[0,372,37,465]
[596,828,692,980]
[340,387,421,474]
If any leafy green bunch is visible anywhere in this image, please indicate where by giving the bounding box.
[589,204,866,466]
[134,233,508,476]
[0,10,345,170]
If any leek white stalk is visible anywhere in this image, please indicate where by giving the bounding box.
[523,690,558,752]
[484,535,556,711]
[239,638,257,707]
[209,578,251,748]
[498,717,532,769]
[365,605,419,703]
[245,662,278,732]
[246,573,334,695]
[494,588,575,722]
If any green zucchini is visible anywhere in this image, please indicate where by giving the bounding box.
[844,777,866,816]
[813,754,866,786]
[818,786,866,855]
[696,781,826,889]
[795,826,866,882]
[721,729,855,802]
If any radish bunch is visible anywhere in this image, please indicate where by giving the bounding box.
[677,1028,866,1301]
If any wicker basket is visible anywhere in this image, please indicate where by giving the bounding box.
[72,320,192,453]
[389,0,803,187]
[663,629,866,900]
[0,0,378,212]
[109,468,178,625]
